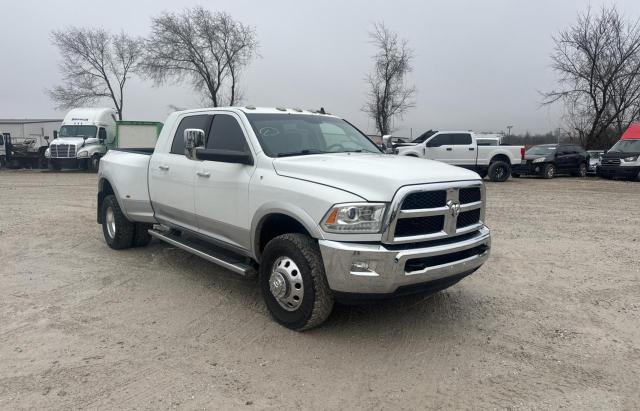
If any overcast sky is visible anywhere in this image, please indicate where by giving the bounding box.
[2,0,640,136]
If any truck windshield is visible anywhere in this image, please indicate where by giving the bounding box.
[59,125,97,138]
[526,145,556,155]
[245,114,381,157]
[609,139,640,153]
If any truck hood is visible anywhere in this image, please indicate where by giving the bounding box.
[51,137,100,147]
[272,153,481,201]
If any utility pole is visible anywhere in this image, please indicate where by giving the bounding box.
[507,125,513,136]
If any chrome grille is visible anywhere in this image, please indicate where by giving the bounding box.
[50,144,76,158]
[601,158,620,166]
[383,182,485,244]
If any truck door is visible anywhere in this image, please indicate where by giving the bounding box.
[194,113,255,251]
[450,133,475,165]
[148,114,212,232]
[424,133,455,164]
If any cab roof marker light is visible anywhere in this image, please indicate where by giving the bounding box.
[276,107,287,111]
[245,105,256,110]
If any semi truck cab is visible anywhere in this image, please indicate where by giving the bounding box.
[46,108,117,171]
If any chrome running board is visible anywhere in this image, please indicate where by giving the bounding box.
[148,229,257,277]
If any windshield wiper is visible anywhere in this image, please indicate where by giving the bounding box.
[276,149,328,157]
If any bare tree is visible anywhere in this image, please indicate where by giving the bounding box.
[48,28,142,120]
[544,6,640,148]
[363,23,416,136]
[142,7,258,107]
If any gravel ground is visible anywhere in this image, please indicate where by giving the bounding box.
[1,169,639,410]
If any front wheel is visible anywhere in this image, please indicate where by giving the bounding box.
[542,163,556,179]
[576,162,587,177]
[89,154,101,172]
[488,161,511,182]
[259,234,334,331]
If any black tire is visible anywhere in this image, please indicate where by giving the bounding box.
[48,159,61,171]
[132,223,152,247]
[101,195,135,250]
[511,172,520,178]
[574,162,587,177]
[38,150,48,169]
[89,154,100,172]
[259,233,334,331]
[488,161,511,182]
[542,163,555,179]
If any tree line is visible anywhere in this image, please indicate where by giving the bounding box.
[545,5,640,149]
[49,6,258,120]
[48,6,414,132]
[49,5,640,145]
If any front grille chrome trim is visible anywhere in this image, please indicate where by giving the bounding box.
[381,180,485,244]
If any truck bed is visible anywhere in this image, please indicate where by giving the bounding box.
[99,149,156,223]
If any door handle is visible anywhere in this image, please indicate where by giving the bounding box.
[196,171,211,178]
[158,165,169,171]
[469,147,475,151]
[446,147,453,151]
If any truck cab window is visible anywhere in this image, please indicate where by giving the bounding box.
[452,134,472,145]
[206,115,249,152]
[171,114,212,155]
[427,134,453,147]
[98,127,107,141]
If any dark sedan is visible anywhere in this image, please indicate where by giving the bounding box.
[512,144,589,179]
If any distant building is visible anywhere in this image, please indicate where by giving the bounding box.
[0,118,62,167]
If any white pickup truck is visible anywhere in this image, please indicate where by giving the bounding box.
[395,130,525,182]
[97,107,491,330]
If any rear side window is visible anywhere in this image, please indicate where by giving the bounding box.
[206,114,249,152]
[452,133,472,145]
[427,134,454,147]
[171,114,212,155]
[0,135,3,145]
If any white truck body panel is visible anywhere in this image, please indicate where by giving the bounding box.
[98,107,491,299]
[396,130,523,169]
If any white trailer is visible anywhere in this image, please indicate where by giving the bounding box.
[0,119,62,168]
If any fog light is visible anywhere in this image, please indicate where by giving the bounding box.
[351,261,370,272]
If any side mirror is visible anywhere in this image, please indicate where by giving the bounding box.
[44,136,49,141]
[184,128,205,159]
[382,134,395,154]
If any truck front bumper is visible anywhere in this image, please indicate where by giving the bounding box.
[597,165,640,179]
[318,226,491,296]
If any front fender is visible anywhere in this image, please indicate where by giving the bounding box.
[250,202,326,260]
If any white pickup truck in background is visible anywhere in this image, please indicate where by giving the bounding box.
[395,130,525,182]
[97,107,491,330]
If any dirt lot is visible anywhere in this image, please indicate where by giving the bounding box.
[1,170,639,410]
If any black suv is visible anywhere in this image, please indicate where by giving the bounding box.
[512,144,589,179]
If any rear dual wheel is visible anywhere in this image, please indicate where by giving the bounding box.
[101,195,151,249]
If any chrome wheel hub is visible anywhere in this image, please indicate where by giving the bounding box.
[106,207,116,239]
[269,257,304,311]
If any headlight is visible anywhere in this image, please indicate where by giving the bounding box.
[322,203,386,233]
[77,150,89,158]
[621,155,639,162]
[532,157,546,163]
[45,148,50,158]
